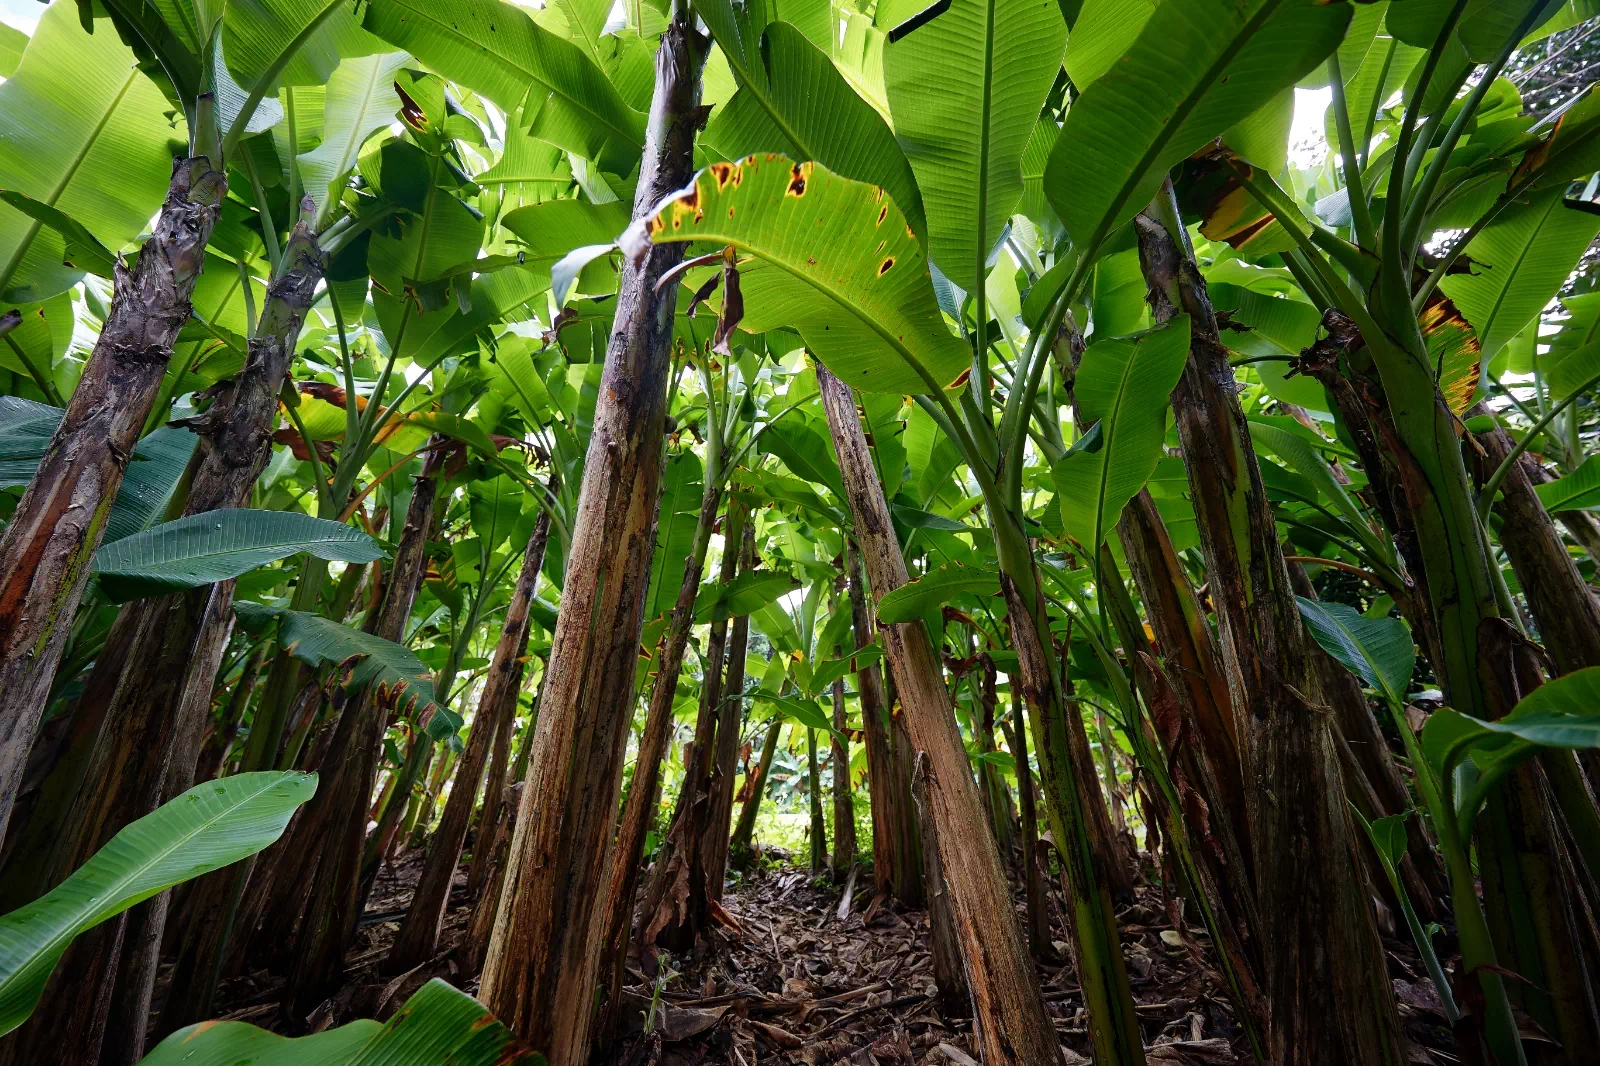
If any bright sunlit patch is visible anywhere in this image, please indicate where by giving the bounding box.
[1290,86,1332,169]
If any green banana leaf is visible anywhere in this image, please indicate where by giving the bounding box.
[299,51,413,221]
[93,510,384,602]
[638,155,969,394]
[700,9,927,243]
[0,772,316,1036]
[138,978,541,1065]
[646,449,705,622]
[1441,186,1600,366]
[883,0,1063,279]
[233,603,454,735]
[1536,454,1600,512]
[0,21,24,78]
[876,561,1000,624]
[1044,0,1351,257]
[362,0,646,171]
[1296,597,1415,711]
[0,399,199,544]
[695,569,802,624]
[1051,319,1190,553]
[0,1,175,303]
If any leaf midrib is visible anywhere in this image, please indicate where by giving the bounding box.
[309,54,405,201]
[718,240,947,394]
[1476,191,1560,354]
[0,775,297,989]
[1091,339,1142,552]
[0,67,142,299]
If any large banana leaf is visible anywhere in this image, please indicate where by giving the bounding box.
[221,0,385,92]
[138,978,540,1065]
[883,0,1064,279]
[1422,667,1600,827]
[467,476,522,555]
[233,602,453,733]
[638,155,969,393]
[1065,0,1156,89]
[92,510,384,602]
[694,569,801,624]
[876,561,1000,624]
[1051,319,1190,552]
[1546,341,1600,404]
[0,772,316,1036]
[498,198,633,294]
[0,22,23,78]
[1441,186,1600,366]
[102,427,202,544]
[362,0,646,171]
[0,0,176,303]
[1044,0,1350,256]
[699,8,926,243]
[299,51,412,220]
[1544,291,1600,389]
[1458,0,1567,62]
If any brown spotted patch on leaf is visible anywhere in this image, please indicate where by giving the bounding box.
[877,204,889,226]
[1420,293,1482,416]
[878,257,895,276]
[710,161,737,190]
[946,366,972,389]
[787,161,812,197]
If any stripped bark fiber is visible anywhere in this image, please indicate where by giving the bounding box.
[479,17,709,1063]
[818,361,1060,1066]
[0,151,226,841]
[388,506,553,972]
[1135,182,1405,1065]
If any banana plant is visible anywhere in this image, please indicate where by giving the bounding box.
[0,771,315,1035]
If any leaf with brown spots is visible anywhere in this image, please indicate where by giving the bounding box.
[635,155,967,393]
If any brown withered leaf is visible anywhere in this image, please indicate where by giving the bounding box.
[1418,291,1481,416]
[1177,146,1295,255]
[713,248,744,356]
[271,426,336,464]
[393,81,427,130]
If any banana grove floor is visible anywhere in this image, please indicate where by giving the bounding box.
[183,845,1458,1065]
